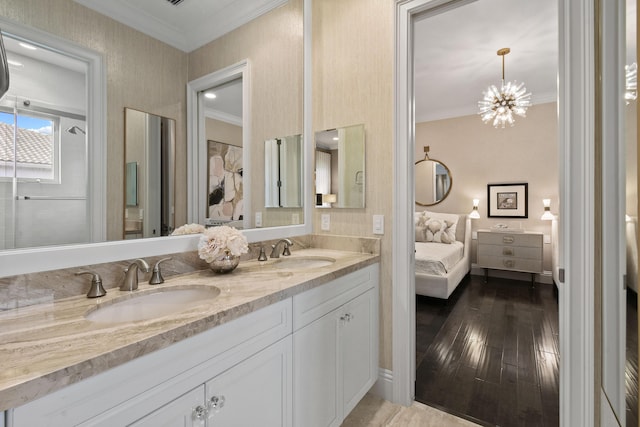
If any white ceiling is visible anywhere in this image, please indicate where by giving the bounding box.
[73,0,287,52]
[203,78,243,126]
[414,0,558,123]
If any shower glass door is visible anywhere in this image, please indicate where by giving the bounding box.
[0,30,90,250]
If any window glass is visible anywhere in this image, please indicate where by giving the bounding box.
[0,109,55,180]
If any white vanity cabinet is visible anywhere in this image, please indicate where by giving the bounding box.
[10,299,292,427]
[130,336,292,427]
[292,264,379,427]
[7,261,379,427]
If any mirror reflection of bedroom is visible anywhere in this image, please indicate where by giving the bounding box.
[412,1,562,425]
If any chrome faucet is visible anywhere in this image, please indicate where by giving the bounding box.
[120,258,150,291]
[270,239,293,258]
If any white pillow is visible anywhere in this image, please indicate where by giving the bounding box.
[422,217,457,244]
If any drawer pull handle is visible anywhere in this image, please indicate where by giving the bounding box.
[502,248,514,256]
[503,236,515,244]
[503,260,516,268]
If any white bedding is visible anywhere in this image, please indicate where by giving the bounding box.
[415,241,464,276]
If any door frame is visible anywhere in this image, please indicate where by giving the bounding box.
[392,0,596,424]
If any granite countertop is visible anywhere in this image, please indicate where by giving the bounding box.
[0,248,379,412]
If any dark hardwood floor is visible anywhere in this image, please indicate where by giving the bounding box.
[415,274,559,427]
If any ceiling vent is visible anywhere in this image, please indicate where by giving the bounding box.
[166,0,185,5]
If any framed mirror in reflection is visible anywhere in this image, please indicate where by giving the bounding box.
[314,124,365,209]
[124,108,176,239]
[415,146,452,207]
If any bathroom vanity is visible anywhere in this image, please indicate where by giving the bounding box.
[0,248,379,427]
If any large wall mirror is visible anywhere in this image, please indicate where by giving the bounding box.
[414,146,452,207]
[314,124,365,209]
[0,0,311,277]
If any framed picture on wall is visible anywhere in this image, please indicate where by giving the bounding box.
[207,140,243,221]
[487,182,528,218]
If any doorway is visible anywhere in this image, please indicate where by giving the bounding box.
[393,0,598,424]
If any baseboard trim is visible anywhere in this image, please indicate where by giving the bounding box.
[370,368,394,401]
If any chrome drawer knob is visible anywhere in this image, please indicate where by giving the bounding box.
[193,405,208,420]
[209,395,226,413]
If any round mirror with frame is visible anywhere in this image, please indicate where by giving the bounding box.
[415,146,452,207]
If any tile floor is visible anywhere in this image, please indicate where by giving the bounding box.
[342,393,481,427]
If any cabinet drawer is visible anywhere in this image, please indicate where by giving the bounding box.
[477,255,542,273]
[477,232,542,247]
[478,244,542,260]
[293,263,379,331]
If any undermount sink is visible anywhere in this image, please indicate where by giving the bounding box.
[272,256,336,270]
[85,286,221,324]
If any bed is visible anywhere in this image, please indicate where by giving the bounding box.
[414,211,471,299]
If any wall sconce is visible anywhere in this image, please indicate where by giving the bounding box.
[469,199,480,219]
[541,198,554,220]
[322,194,337,205]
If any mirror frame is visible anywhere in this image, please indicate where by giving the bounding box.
[0,0,311,278]
[414,155,453,206]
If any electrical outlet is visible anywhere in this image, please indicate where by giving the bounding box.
[255,212,262,227]
[138,209,144,220]
[373,214,384,235]
[544,234,551,244]
[321,214,330,231]
[292,213,300,224]
[124,209,128,219]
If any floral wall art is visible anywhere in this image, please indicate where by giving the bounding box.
[207,140,243,221]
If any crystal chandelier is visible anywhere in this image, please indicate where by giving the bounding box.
[478,48,532,128]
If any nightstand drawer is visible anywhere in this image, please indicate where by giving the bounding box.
[477,232,542,248]
[477,255,542,273]
[477,244,542,260]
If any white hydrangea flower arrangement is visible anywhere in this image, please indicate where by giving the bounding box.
[197,225,248,263]
[171,223,206,235]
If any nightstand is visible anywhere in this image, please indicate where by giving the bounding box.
[477,230,543,286]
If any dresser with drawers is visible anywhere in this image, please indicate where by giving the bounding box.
[477,230,543,285]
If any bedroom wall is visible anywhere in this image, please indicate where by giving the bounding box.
[415,102,559,275]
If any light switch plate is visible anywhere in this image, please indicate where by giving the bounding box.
[544,234,551,244]
[373,214,384,235]
[321,214,330,231]
[255,212,262,227]
[472,231,478,240]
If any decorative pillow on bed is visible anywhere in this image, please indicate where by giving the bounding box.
[424,211,460,242]
[422,217,457,244]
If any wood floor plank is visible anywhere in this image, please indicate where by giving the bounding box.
[415,275,559,426]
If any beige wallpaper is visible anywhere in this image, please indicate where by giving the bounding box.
[0,0,189,240]
[416,102,560,271]
[189,0,304,228]
[312,0,395,369]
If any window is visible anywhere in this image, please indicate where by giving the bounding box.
[0,108,58,181]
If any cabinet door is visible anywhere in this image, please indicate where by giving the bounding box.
[293,310,340,427]
[205,336,292,427]
[341,288,378,416]
[129,386,205,427]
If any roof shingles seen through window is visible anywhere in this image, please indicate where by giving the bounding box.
[0,122,53,165]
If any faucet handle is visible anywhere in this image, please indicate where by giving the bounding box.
[282,241,293,256]
[257,246,268,261]
[149,257,172,285]
[76,271,107,298]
